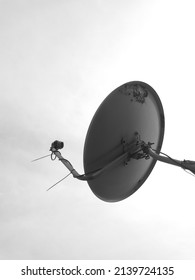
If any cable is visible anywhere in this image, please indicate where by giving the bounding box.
[51,152,57,161]
[183,169,195,177]
[31,154,51,162]
[46,172,72,191]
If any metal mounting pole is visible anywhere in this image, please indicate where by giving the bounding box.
[147,148,182,167]
[147,147,195,175]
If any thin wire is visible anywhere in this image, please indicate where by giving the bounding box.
[51,152,57,161]
[31,154,51,162]
[46,172,72,191]
[183,169,195,177]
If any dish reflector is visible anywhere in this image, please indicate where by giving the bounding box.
[83,81,165,202]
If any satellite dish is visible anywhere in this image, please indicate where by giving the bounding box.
[36,81,195,202]
[83,81,164,201]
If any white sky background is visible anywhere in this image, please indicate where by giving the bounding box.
[1,0,195,259]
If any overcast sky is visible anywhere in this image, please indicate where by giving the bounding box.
[1,0,195,260]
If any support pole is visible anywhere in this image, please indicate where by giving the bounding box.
[147,148,182,167]
[147,147,195,175]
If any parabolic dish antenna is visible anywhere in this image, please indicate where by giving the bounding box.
[34,81,195,202]
[83,81,164,201]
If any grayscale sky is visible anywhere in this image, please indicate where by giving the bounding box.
[1,0,195,260]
